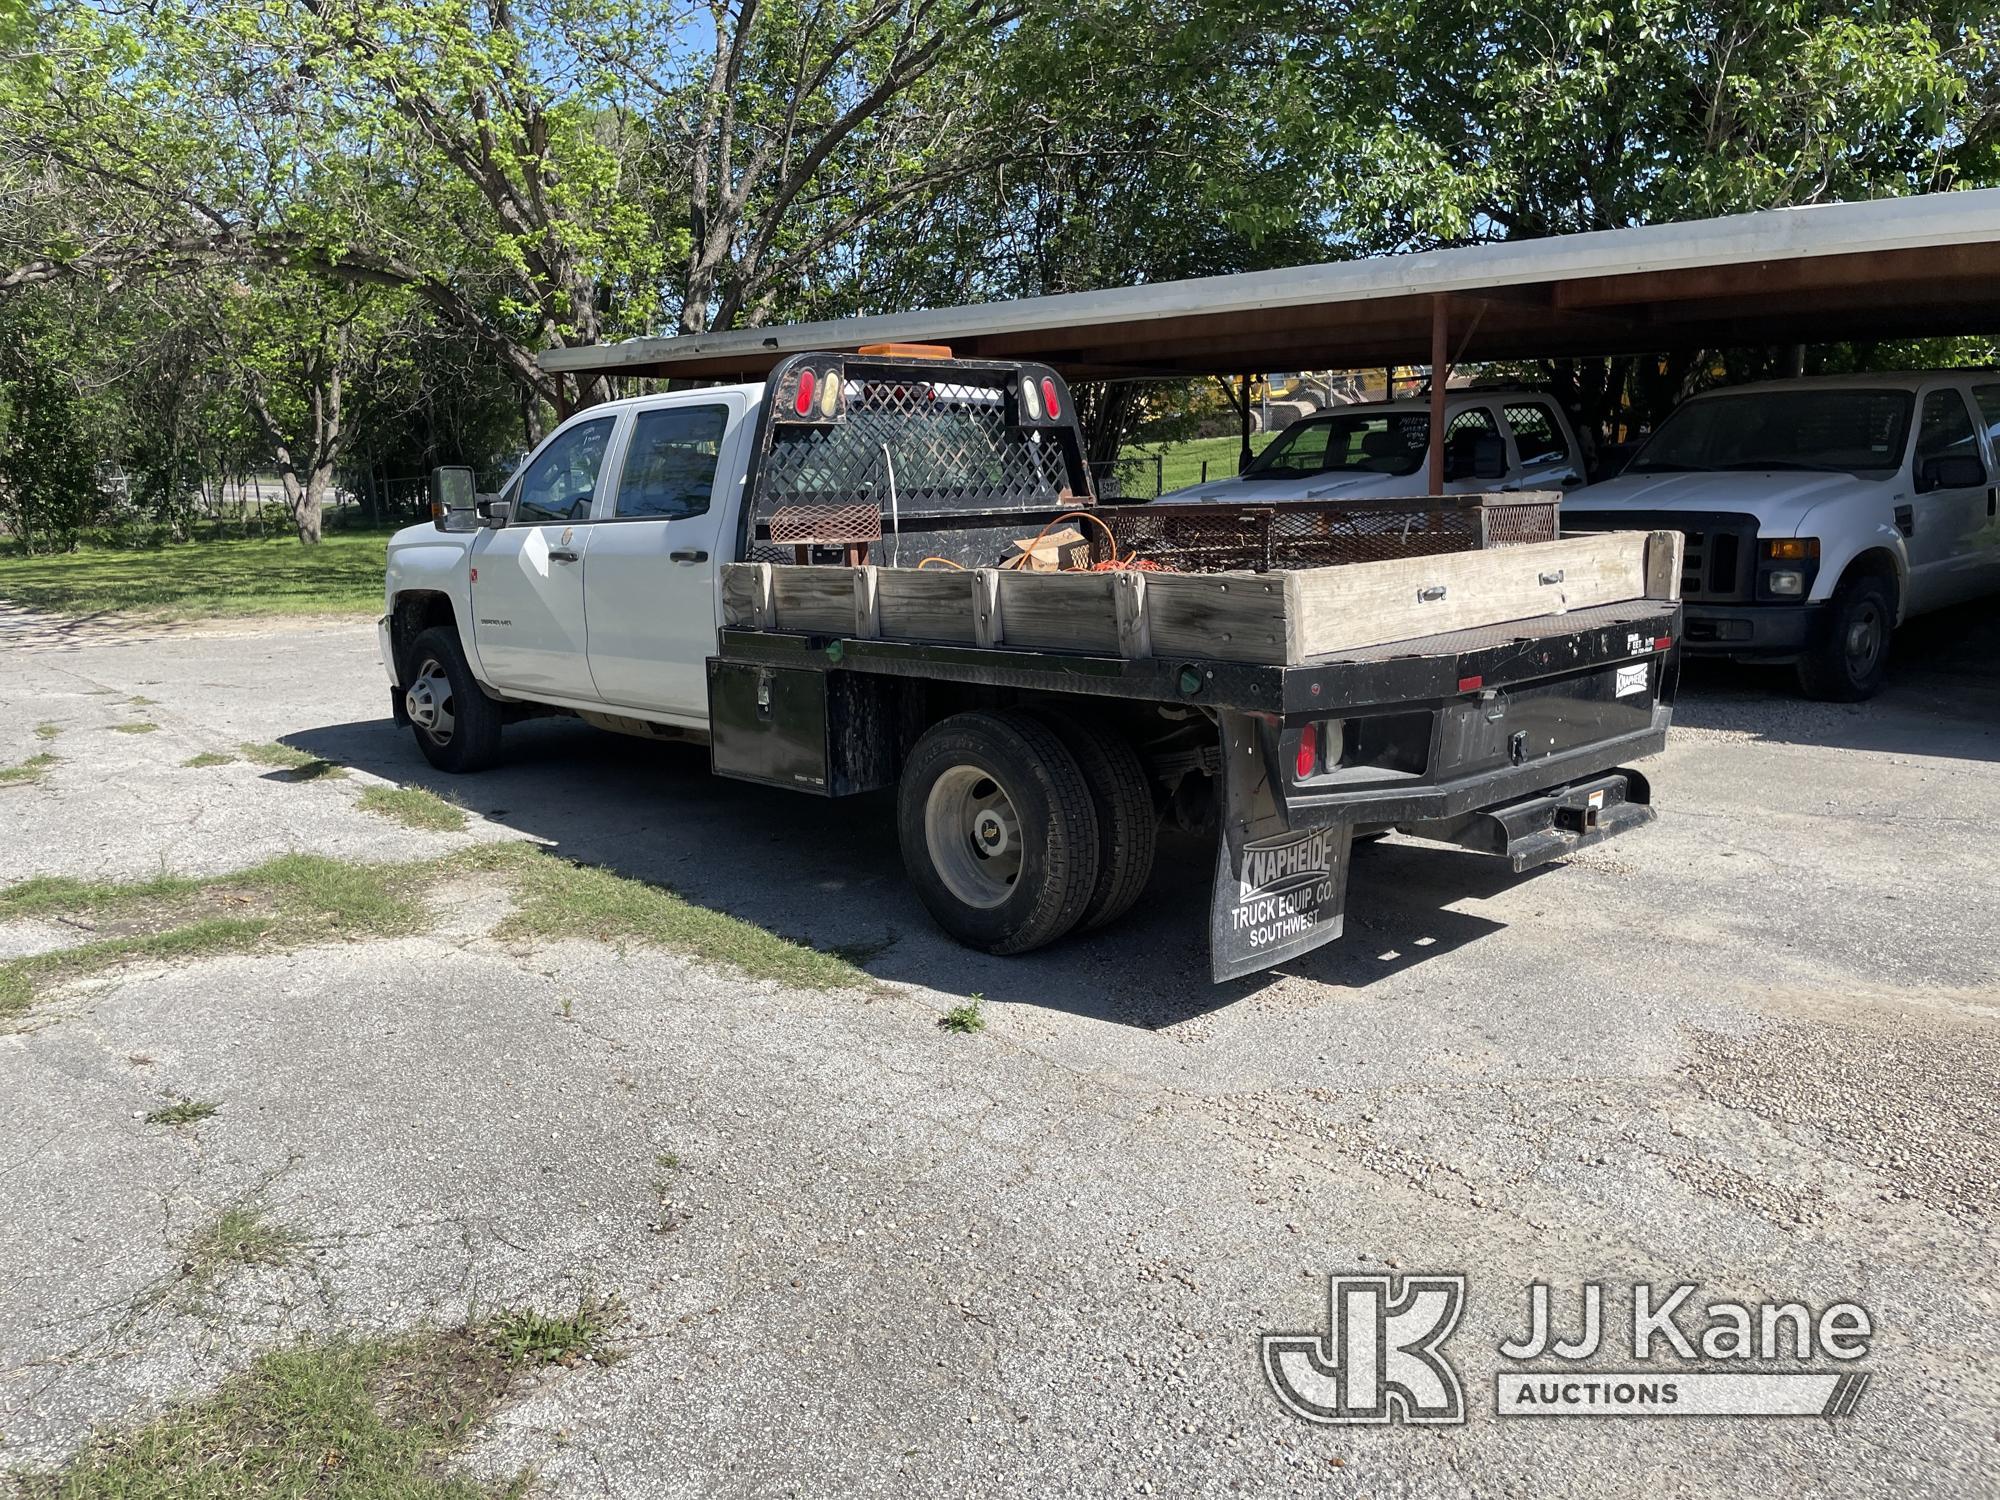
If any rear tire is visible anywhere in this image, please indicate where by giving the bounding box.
[1796,573,1894,702]
[897,710,1100,955]
[1026,709,1157,930]
[403,625,504,773]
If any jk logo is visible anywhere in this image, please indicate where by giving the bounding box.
[1261,1273,1467,1425]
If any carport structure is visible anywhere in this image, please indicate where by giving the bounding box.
[543,189,2000,493]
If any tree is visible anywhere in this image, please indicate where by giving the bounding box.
[2,0,1036,416]
[1274,0,1993,438]
[0,292,107,554]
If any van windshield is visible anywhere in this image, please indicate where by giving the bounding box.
[1628,390,1913,477]
[1242,411,1428,480]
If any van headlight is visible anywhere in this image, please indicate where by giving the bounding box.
[1767,570,1804,596]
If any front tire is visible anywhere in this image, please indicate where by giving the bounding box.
[1796,573,1894,702]
[403,625,504,772]
[897,710,1100,955]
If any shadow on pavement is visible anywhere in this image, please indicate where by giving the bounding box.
[289,712,1530,1025]
[1671,596,2000,763]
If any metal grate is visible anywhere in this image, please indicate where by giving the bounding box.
[752,374,1077,539]
[1087,494,1559,574]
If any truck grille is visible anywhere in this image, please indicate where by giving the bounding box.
[1564,509,1759,603]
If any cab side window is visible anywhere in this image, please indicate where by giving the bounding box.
[1914,389,1986,492]
[515,417,615,523]
[614,405,729,519]
[1504,402,1571,475]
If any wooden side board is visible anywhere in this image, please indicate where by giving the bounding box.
[1285,533,1650,658]
[720,530,1658,666]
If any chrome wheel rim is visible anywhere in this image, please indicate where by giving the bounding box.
[404,657,456,746]
[925,766,1023,909]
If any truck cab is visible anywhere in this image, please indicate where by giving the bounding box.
[1157,389,1588,504]
[383,383,763,743]
[1564,372,2000,700]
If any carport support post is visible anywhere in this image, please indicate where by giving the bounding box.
[1238,373,1254,474]
[1427,296,1449,495]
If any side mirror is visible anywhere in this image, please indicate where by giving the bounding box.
[429,466,479,532]
[475,495,512,528]
[1918,453,1986,492]
[1473,432,1509,481]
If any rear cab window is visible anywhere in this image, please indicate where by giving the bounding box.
[1504,402,1571,475]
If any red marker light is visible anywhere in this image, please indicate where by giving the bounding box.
[794,368,817,416]
[1295,722,1318,779]
[1457,674,1484,693]
[1041,377,1061,419]
[1653,636,1672,651]
[469,567,478,583]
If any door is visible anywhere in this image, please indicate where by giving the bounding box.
[1502,400,1584,491]
[470,413,618,698]
[1969,383,2000,590]
[584,398,742,719]
[1905,385,1991,611]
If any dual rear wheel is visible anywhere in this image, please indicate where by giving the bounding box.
[897,708,1158,955]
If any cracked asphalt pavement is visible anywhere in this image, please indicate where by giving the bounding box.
[1,599,1996,1497]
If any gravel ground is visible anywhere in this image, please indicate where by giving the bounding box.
[0,599,1995,1498]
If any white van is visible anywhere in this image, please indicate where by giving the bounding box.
[1565,372,2000,700]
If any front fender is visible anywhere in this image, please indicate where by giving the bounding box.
[384,531,478,678]
[1808,523,1909,621]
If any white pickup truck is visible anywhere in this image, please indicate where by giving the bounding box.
[1157,389,1588,504]
[383,348,1681,981]
[1565,371,2000,700]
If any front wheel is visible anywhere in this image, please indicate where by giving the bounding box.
[1796,574,1894,702]
[403,625,504,772]
[896,710,1100,955]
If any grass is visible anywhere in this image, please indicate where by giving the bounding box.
[239,741,346,780]
[479,844,868,991]
[146,1098,220,1127]
[111,722,161,735]
[0,854,429,1025]
[14,1328,534,1499]
[938,994,987,1034]
[1117,431,1278,495]
[34,722,61,740]
[0,531,391,620]
[182,1206,305,1291]
[183,751,237,768]
[0,752,59,786]
[358,785,467,833]
[0,843,868,1027]
[481,1292,621,1368]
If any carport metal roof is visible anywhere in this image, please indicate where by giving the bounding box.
[541,189,2000,384]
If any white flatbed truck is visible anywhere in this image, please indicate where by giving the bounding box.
[384,347,1683,981]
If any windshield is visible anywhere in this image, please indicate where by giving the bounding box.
[1242,411,1428,480]
[1629,389,1913,477]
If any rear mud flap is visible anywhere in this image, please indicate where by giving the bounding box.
[1209,710,1352,984]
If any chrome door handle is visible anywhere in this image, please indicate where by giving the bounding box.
[669,549,709,563]
[548,548,580,563]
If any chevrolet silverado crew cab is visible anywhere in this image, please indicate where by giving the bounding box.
[1157,390,1588,504]
[383,347,1681,982]
[1564,371,2000,701]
